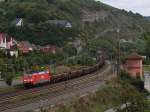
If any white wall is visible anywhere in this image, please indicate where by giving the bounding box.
[144,72,150,93]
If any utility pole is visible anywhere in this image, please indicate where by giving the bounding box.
[116,28,120,77]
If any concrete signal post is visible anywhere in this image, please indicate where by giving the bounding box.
[116,28,120,77]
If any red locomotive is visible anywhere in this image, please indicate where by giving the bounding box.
[23,71,52,86]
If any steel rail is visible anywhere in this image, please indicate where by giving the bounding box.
[0,61,110,111]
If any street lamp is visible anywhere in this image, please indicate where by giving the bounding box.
[116,28,120,77]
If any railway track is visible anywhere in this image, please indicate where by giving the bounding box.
[0,57,104,98]
[0,61,112,112]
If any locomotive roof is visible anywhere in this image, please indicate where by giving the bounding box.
[25,71,49,76]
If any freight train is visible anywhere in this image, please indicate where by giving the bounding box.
[23,56,105,86]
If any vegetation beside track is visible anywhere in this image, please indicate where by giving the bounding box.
[0,61,107,111]
[29,71,149,112]
[31,79,148,112]
[0,87,17,94]
[144,65,150,71]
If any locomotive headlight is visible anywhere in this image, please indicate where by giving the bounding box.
[24,79,33,82]
[27,79,32,82]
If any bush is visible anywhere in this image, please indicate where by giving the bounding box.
[55,80,146,112]
[119,70,144,91]
[77,56,94,66]
[4,72,14,86]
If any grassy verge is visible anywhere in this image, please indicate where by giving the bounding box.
[0,87,17,94]
[144,65,150,71]
[145,99,150,112]
[36,79,147,112]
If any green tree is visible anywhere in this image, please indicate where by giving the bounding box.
[1,64,15,86]
[89,38,116,57]
[4,72,14,86]
[63,43,77,56]
[144,33,150,56]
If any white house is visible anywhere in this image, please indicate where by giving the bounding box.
[12,18,23,27]
[10,51,18,57]
[16,18,23,27]
[45,20,72,28]
[0,33,15,49]
[65,22,72,28]
[0,33,7,49]
[73,38,84,54]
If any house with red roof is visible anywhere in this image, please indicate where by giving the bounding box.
[124,53,143,79]
[18,41,33,54]
[40,45,62,54]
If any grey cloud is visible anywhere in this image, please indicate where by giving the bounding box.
[99,0,150,16]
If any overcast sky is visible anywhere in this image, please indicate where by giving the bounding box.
[99,0,150,16]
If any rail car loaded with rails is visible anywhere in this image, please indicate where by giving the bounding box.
[23,56,105,86]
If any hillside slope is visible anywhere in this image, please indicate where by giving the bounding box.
[0,0,149,45]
